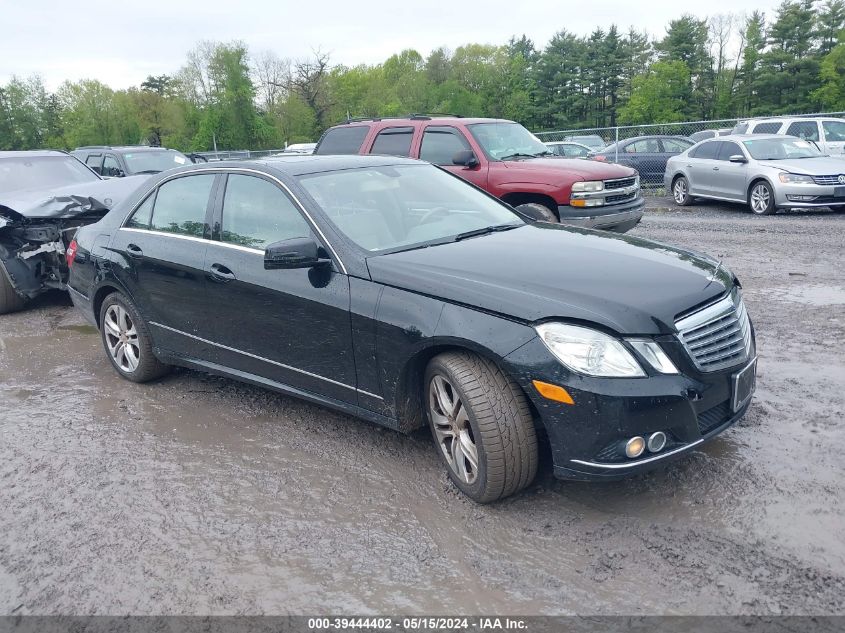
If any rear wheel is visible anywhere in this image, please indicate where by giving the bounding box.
[749,181,776,215]
[515,202,558,223]
[99,292,170,382]
[0,262,27,315]
[425,351,538,503]
[672,176,693,206]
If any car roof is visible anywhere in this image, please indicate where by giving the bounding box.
[338,117,512,127]
[73,146,179,152]
[545,140,590,146]
[172,154,424,178]
[701,134,784,141]
[0,150,71,159]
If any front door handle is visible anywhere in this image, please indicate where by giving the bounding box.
[126,243,143,258]
[208,263,236,283]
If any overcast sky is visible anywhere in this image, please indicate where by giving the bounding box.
[1,0,785,91]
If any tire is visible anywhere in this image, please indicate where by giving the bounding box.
[515,202,558,223]
[424,351,538,503]
[0,262,28,315]
[748,180,776,215]
[99,292,170,383]
[671,176,693,206]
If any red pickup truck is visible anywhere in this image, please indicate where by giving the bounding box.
[314,116,644,232]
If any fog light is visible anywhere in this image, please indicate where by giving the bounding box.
[647,431,667,453]
[625,436,645,458]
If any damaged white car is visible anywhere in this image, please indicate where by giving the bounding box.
[0,150,148,314]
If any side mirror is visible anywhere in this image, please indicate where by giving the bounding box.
[729,154,748,164]
[264,237,330,270]
[452,149,479,168]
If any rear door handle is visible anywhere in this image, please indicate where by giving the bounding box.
[208,262,236,283]
[126,243,143,258]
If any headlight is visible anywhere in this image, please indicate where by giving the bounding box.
[628,340,679,374]
[571,180,604,192]
[778,173,814,184]
[535,323,645,377]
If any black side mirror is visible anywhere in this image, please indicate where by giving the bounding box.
[452,149,479,168]
[264,237,330,270]
[729,154,748,164]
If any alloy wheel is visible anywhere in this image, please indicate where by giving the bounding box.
[673,179,687,204]
[750,184,771,213]
[428,374,479,485]
[103,304,140,372]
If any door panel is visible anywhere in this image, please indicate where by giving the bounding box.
[687,142,721,196]
[420,126,489,189]
[713,142,748,200]
[201,172,358,403]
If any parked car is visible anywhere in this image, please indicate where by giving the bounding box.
[68,155,756,503]
[276,142,317,155]
[0,150,148,314]
[689,128,733,143]
[563,134,607,151]
[544,141,592,158]
[590,135,695,185]
[71,146,190,177]
[730,117,845,154]
[666,134,845,215]
[314,116,643,232]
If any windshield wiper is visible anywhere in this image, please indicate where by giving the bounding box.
[454,223,522,241]
[499,153,542,161]
[132,169,162,175]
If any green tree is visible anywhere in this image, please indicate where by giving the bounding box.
[619,60,692,124]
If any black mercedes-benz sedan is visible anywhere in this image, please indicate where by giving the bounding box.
[67,155,757,503]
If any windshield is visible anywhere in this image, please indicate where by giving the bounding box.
[467,122,550,160]
[567,135,605,149]
[123,150,189,174]
[298,164,523,252]
[0,156,100,194]
[742,138,822,160]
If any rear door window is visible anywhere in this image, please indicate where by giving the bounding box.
[419,126,471,164]
[314,126,369,155]
[690,141,720,159]
[751,122,783,134]
[220,174,311,249]
[661,138,692,153]
[370,127,414,157]
[85,154,103,173]
[625,139,660,153]
[149,175,216,237]
[786,121,820,141]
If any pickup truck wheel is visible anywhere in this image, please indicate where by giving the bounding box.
[0,262,28,315]
[515,202,558,223]
[425,351,538,503]
[99,292,170,383]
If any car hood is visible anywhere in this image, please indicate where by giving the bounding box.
[0,175,150,227]
[497,157,635,180]
[757,156,845,174]
[367,224,731,335]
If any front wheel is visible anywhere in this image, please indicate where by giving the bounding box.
[515,202,558,223]
[0,262,28,315]
[672,176,693,206]
[749,181,776,215]
[99,292,170,382]
[425,351,538,503]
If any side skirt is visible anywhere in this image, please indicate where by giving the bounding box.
[155,349,402,432]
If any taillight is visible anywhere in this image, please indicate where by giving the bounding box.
[592,155,607,161]
[66,239,78,267]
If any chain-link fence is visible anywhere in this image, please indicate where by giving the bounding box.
[534,111,845,191]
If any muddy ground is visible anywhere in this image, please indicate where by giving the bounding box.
[1,201,844,616]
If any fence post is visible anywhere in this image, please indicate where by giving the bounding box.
[614,127,619,163]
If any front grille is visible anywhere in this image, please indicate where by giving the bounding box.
[676,291,752,372]
[606,191,636,204]
[697,400,731,435]
[604,176,637,190]
[812,175,845,185]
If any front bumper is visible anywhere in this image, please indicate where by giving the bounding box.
[557,197,645,233]
[504,335,756,481]
[774,182,845,208]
